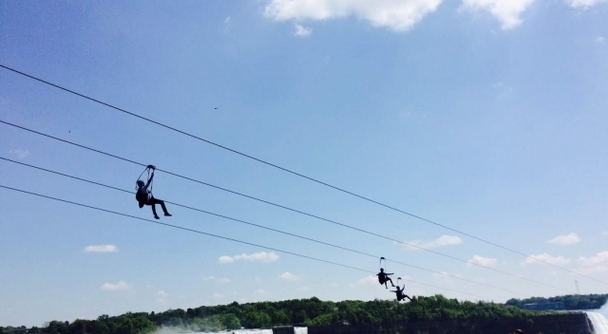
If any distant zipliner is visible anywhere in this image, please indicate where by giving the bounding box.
[391,277,413,302]
[376,257,395,289]
[136,165,172,219]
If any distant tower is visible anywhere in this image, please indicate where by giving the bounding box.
[575,280,580,295]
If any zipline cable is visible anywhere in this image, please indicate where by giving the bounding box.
[1,64,604,286]
[0,120,592,289]
[0,183,486,300]
[0,156,564,296]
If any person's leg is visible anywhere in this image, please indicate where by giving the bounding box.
[158,199,171,216]
[150,202,159,219]
[149,197,170,217]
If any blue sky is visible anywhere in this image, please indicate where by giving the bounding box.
[1,0,608,327]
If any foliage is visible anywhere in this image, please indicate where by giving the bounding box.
[505,294,608,310]
[9,294,592,334]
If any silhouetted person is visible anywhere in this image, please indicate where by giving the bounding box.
[392,285,412,302]
[377,268,395,289]
[136,165,171,219]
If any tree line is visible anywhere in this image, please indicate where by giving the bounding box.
[505,293,608,310]
[2,294,603,334]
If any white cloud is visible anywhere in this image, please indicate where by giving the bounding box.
[157,290,168,298]
[565,0,608,8]
[203,276,231,284]
[467,255,498,267]
[235,251,279,262]
[218,256,234,264]
[461,0,537,30]
[522,253,571,265]
[547,233,581,246]
[577,251,608,266]
[405,235,463,250]
[9,148,31,160]
[431,271,460,284]
[264,0,443,32]
[294,24,312,36]
[279,272,299,281]
[254,289,269,296]
[348,275,377,288]
[100,281,132,291]
[574,265,608,275]
[84,245,118,253]
[224,16,231,33]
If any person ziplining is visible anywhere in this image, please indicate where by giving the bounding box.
[377,257,395,289]
[377,268,395,289]
[136,165,172,219]
[392,284,412,302]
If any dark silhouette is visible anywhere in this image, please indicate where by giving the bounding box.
[136,165,171,219]
[377,268,395,289]
[392,285,412,302]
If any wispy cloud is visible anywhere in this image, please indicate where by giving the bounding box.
[254,289,269,296]
[577,251,608,266]
[9,148,31,160]
[461,0,537,30]
[84,245,118,253]
[264,0,443,32]
[405,235,463,250]
[278,272,299,281]
[573,251,608,274]
[218,256,234,264]
[467,255,498,267]
[294,24,312,36]
[547,233,580,246]
[100,281,132,291]
[348,275,377,288]
[432,271,460,284]
[565,0,608,9]
[522,253,571,265]
[157,290,168,303]
[203,276,231,284]
[218,251,279,264]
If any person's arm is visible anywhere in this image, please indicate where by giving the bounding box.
[146,165,155,187]
[146,171,154,188]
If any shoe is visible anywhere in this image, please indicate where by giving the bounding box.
[154,215,160,219]
[164,213,172,217]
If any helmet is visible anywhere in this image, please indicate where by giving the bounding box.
[136,180,145,186]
